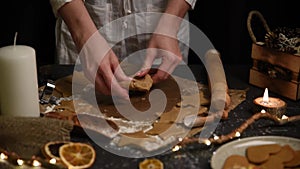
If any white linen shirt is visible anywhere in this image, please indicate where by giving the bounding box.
[50,0,197,64]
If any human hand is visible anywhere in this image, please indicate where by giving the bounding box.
[136,34,183,83]
[79,33,131,100]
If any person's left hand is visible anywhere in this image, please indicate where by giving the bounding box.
[136,34,183,83]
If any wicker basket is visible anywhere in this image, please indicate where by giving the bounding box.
[247,10,300,100]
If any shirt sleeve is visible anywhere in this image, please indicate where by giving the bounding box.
[49,0,73,17]
[185,0,197,9]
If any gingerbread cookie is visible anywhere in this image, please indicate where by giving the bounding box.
[285,150,300,168]
[120,74,153,92]
[259,156,285,169]
[246,144,282,164]
[274,145,295,163]
[259,145,296,169]
[222,155,251,169]
[223,144,300,169]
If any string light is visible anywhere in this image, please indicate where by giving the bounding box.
[235,132,241,138]
[213,135,220,140]
[0,153,8,160]
[179,110,300,147]
[17,159,24,166]
[49,158,57,164]
[282,115,289,120]
[32,160,42,167]
[178,137,183,142]
[0,150,64,168]
[172,145,181,152]
[203,139,211,146]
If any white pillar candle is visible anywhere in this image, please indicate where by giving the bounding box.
[0,45,40,117]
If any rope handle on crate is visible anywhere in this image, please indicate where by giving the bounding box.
[247,10,271,44]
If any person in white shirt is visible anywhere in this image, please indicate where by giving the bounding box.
[49,0,197,99]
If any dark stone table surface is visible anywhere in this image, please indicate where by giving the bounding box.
[39,64,300,169]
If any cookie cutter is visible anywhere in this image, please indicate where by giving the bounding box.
[39,80,58,104]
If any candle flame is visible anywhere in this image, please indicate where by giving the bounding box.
[262,88,269,103]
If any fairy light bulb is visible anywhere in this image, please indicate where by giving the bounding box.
[213,135,220,140]
[49,158,57,164]
[203,139,211,146]
[235,132,241,137]
[0,153,8,160]
[282,115,289,120]
[172,145,181,152]
[32,160,41,167]
[17,159,24,166]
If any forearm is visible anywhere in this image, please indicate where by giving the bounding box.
[165,0,191,18]
[57,0,98,51]
[155,0,191,37]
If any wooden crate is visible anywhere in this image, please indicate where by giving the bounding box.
[249,44,300,100]
[247,10,300,100]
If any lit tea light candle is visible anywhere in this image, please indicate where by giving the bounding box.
[253,88,286,118]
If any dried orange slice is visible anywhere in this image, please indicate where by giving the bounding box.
[139,158,164,169]
[59,142,96,169]
[42,141,70,162]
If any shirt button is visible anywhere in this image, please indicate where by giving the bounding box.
[122,21,128,29]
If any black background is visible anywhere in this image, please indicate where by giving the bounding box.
[0,0,299,69]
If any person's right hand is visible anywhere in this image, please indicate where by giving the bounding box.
[79,33,131,100]
[95,50,131,99]
[57,0,131,99]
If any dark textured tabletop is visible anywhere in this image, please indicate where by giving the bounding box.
[41,64,300,169]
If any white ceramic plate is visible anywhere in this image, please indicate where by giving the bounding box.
[210,136,300,169]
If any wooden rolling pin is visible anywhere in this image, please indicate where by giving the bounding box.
[184,49,231,128]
